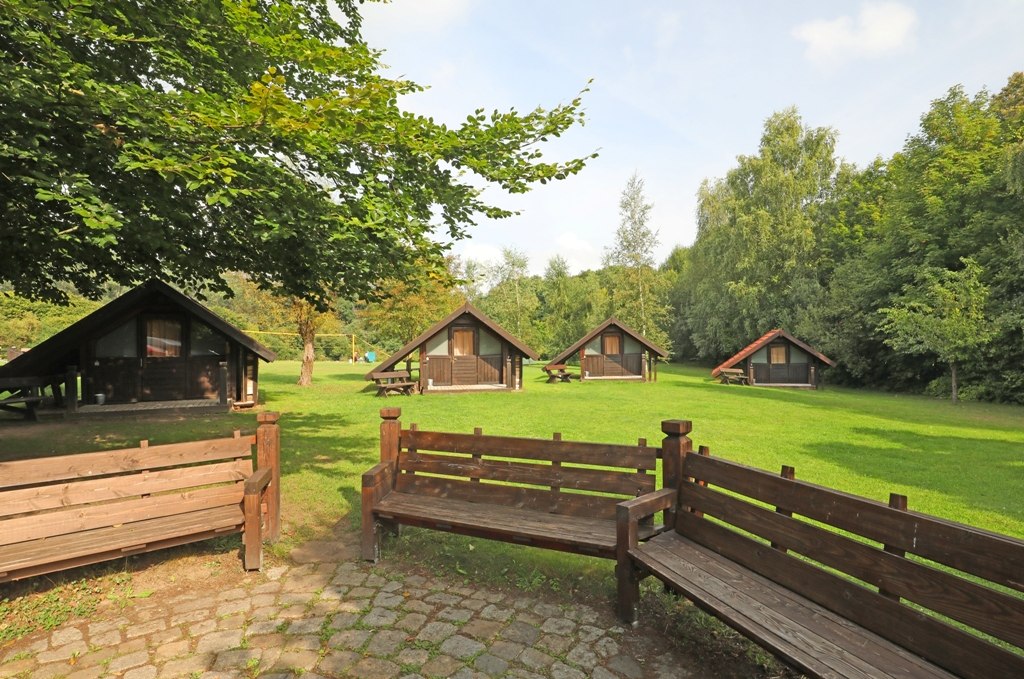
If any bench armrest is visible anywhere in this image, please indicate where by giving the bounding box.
[244,467,273,495]
[362,461,396,507]
[616,488,676,552]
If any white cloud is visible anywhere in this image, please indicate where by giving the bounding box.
[793,2,917,65]
[361,0,474,36]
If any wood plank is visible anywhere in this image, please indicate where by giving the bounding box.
[635,533,956,679]
[0,485,244,547]
[674,511,1024,679]
[0,436,256,489]
[0,460,253,518]
[403,430,658,469]
[683,453,1024,592]
[681,483,1024,649]
[0,506,244,577]
[399,450,654,496]
[394,473,620,519]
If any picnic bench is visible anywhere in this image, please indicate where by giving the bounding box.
[717,367,749,385]
[369,370,417,397]
[362,409,688,562]
[542,363,576,383]
[0,413,282,584]
[616,442,1024,679]
[0,394,44,421]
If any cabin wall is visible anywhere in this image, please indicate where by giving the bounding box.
[419,317,524,391]
[749,339,816,386]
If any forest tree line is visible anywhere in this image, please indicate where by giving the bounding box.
[3,72,1022,402]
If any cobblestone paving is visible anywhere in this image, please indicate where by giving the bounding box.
[0,558,709,678]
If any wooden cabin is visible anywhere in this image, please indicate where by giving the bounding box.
[711,328,835,388]
[0,279,276,407]
[546,317,667,381]
[368,302,538,393]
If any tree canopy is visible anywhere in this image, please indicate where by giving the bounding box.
[0,0,593,306]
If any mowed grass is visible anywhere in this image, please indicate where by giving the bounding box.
[2,360,1022,597]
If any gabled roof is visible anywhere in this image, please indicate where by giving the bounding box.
[711,329,835,377]
[367,301,539,377]
[546,317,668,367]
[0,279,275,379]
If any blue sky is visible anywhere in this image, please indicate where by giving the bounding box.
[360,1,1024,274]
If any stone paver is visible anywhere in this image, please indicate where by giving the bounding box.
[0,542,736,679]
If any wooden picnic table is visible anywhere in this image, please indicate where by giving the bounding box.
[370,370,416,397]
[542,363,576,383]
[717,368,749,385]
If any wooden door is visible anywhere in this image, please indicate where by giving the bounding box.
[141,318,187,401]
[451,327,477,385]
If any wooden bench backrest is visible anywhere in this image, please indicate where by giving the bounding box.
[0,434,256,547]
[395,428,659,519]
[677,452,1024,679]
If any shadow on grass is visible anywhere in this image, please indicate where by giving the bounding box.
[803,427,1024,525]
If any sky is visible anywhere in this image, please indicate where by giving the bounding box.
[359,1,1024,275]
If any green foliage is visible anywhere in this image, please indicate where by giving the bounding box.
[477,248,542,350]
[0,0,594,307]
[879,259,996,402]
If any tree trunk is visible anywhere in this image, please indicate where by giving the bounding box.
[950,361,959,404]
[294,300,318,387]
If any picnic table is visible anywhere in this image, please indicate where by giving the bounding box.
[542,363,576,383]
[717,368,749,385]
[369,370,416,397]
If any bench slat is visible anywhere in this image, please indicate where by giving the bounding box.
[675,509,1024,679]
[635,533,957,679]
[401,450,655,497]
[0,436,256,489]
[378,492,658,556]
[682,482,1024,649]
[0,484,245,547]
[395,473,623,519]
[0,506,244,580]
[0,459,253,518]
[404,430,658,470]
[684,453,1024,592]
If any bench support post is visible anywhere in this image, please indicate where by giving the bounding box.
[256,412,282,542]
[660,420,692,527]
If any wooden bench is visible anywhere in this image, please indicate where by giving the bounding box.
[370,370,417,397]
[717,368,749,385]
[0,394,44,421]
[0,413,282,584]
[542,363,576,383]
[616,442,1024,679]
[362,409,689,562]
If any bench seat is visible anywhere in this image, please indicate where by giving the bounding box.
[0,506,244,582]
[377,492,660,557]
[633,531,957,679]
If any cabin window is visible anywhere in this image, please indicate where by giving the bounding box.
[190,321,227,356]
[146,319,182,357]
[425,331,448,356]
[479,328,501,356]
[602,333,622,355]
[584,337,601,354]
[452,327,475,356]
[95,320,137,358]
[769,344,787,365]
[623,336,641,354]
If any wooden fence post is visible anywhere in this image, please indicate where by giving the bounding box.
[65,365,78,414]
[380,408,401,464]
[880,493,908,600]
[660,419,692,528]
[771,465,796,552]
[256,412,281,542]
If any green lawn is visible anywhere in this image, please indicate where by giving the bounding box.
[2,360,1023,596]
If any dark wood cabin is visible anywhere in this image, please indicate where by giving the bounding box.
[0,279,276,407]
[712,328,835,388]
[545,317,667,381]
[367,302,538,393]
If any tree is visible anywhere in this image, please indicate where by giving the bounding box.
[603,173,670,349]
[0,0,594,307]
[879,259,996,402]
[478,248,540,347]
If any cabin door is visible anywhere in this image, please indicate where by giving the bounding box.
[602,333,624,377]
[141,317,187,400]
[451,327,477,385]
